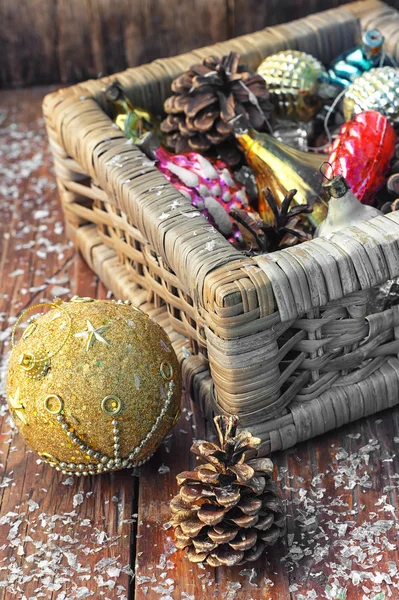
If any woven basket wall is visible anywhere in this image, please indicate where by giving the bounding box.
[43,0,399,456]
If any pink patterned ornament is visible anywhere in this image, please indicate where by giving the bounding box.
[154,145,251,245]
[327,110,397,205]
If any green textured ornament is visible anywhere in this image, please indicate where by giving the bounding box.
[257,50,327,122]
[105,80,157,142]
[343,66,399,122]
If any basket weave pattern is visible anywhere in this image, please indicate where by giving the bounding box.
[44,0,399,455]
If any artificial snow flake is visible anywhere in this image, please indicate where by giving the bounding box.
[27,500,39,512]
[8,269,24,278]
[73,493,84,508]
[158,464,170,475]
[51,285,70,296]
[62,476,74,486]
[33,209,50,220]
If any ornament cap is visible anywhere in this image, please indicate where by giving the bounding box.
[229,114,250,137]
[136,131,160,160]
[105,80,124,102]
[323,174,350,199]
[362,29,384,59]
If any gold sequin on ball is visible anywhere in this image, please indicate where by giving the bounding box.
[6,298,182,476]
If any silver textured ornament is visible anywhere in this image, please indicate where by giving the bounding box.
[343,67,399,122]
[257,50,327,122]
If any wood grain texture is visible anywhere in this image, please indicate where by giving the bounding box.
[0,87,134,599]
[135,385,399,600]
[0,0,59,88]
[3,0,399,89]
[226,0,353,35]
[3,85,399,599]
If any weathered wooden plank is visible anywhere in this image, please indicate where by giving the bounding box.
[227,0,354,36]
[0,87,135,599]
[0,0,229,88]
[279,412,399,600]
[3,0,394,88]
[119,0,230,72]
[133,377,290,600]
[0,0,59,88]
[134,397,399,599]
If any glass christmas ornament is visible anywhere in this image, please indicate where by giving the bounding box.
[327,111,397,205]
[343,67,399,122]
[137,133,253,246]
[315,173,382,238]
[105,80,157,142]
[272,119,313,152]
[231,116,327,227]
[327,29,393,88]
[257,50,327,122]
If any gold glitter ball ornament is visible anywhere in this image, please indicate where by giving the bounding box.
[6,298,181,476]
[343,66,399,122]
[257,50,327,122]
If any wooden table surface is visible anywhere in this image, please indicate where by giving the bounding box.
[2,86,399,600]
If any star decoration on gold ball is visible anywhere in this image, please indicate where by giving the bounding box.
[74,319,111,351]
[8,386,26,425]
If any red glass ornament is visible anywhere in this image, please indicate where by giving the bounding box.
[327,110,397,205]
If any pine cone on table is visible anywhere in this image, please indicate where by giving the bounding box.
[161,52,274,166]
[170,415,285,567]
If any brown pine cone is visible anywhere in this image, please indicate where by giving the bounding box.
[231,188,313,254]
[161,53,274,166]
[170,415,285,567]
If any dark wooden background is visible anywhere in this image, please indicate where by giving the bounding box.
[1,0,397,89]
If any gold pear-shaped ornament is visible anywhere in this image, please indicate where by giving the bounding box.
[231,115,327,227]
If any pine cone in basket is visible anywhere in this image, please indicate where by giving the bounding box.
[170,415,285,567]
[231,187,313,254]
[161,52,274,166]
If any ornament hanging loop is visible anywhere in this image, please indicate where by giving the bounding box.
[11,301,72,358]
[319,162,333,182]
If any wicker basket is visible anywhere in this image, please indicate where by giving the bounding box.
[44,0,399,455]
